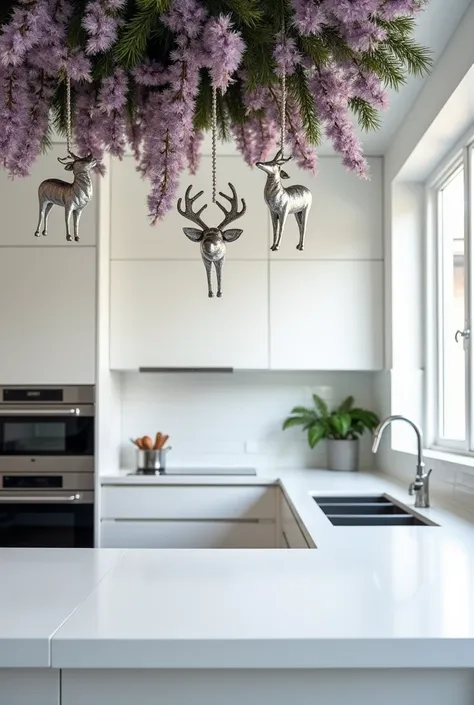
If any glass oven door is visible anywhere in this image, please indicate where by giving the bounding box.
[0,493,94,547]
[0,406,94,456]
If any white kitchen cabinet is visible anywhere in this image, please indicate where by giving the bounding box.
[0,143,97,246]
[100,484,277,549]
[0,669,59,705]
[269,260,383,370]
[110,155,269,260]
[268,157,382,260]
[102,485,276,520]
[110,260,269,370]
[101,520,276,548]
[280,493,310,548]
[0,247,96,384]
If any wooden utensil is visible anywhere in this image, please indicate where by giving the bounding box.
[141,435,153,450]
[157,434,169,450]
[153,432,163,450]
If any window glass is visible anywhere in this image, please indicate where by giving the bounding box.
[439,166,466,441]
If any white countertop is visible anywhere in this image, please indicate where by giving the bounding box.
[0,548,124,667]
[3,469,474,670]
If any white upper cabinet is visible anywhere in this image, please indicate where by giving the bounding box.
[110,155,269,260]
[0,143,97,246]
[110,260,269,369]
[270,260,383,370]
[268,157,382,260]
[0,248,96,384]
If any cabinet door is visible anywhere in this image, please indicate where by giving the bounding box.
[101,520,276,548]
[111,155,269,260]
[0,248,96,384]
[110,260,269,369]
[102,486,276,520]
[270,260,383,370]
[0,669,59,705]
[0,143,97,246]
[280,495,310,548]
[268,157,382,260]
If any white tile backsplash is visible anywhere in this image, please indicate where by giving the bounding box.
[118,370,378,470]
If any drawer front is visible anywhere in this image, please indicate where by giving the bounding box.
[100,520,276,549]
[281,496,310,549]
[102,486,276,520]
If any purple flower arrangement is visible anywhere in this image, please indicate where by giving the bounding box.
[0,0,429,222]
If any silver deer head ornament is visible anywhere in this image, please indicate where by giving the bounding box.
[177,182,246,298]
[256,149,312,251]
[34,151,98,243]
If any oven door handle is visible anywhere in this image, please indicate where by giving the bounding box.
[0,493,82,502]
[0,408,82,416]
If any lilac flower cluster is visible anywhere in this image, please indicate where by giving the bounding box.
[83,0,125,55]
[311,67,368,177]
[142,0,209,223]
[0,0,427,220]
[203,15,245,90]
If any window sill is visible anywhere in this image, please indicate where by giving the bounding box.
[424,447,474,468]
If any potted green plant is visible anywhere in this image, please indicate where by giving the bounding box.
[283,394,380,472]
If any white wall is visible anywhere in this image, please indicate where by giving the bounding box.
[117,371,378,471]
[377,1,474,513]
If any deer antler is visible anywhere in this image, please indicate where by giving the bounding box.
[57,156,74,165]
[177,185,209,230]
[216,183,246,230]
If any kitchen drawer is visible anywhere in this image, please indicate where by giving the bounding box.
[281,495,310,549]
[100,520,276,548]
[101,486,276,520]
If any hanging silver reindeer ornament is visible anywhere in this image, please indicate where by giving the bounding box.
[35,151,97,242]
[178,86,246,297]
[257,16,313,252]
[257,150,312,251]
[178,183,246,297]
[34,73,97,243]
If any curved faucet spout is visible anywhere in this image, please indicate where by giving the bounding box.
[371,415,430,508]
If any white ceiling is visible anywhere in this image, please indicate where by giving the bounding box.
[346,0,473,155]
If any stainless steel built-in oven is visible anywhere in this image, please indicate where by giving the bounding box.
[0,386,95,547]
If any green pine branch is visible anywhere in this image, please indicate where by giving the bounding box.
[289,65,321,145]
[299,35,330,66]
[349,97,381,132]
[219,0,263,28]
[115,7,159,67]
[359,46,406,90]
[378,15,432,77]
[136,0,170,9]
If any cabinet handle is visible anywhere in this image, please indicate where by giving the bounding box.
[139,367,234,374]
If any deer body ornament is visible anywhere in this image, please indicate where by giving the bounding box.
[257,150,312,252]
[34,152,97,243]
[177,183,246,298]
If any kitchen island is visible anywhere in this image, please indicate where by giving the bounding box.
[2,470,474,705]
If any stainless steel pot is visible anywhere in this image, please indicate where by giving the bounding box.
[137,447,172,474]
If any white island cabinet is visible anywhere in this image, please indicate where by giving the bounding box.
[100,484,277,548]
[0,669,59,705]
[0,247,96,385]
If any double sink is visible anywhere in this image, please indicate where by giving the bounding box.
[314,495,438,527]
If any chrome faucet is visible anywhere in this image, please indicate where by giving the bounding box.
[371,415,432,508]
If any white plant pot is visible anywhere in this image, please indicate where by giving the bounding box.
[327,439,359,472]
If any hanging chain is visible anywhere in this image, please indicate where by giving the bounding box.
[280,14,286,156]
[66,72,72,155]
[211,85,217,204]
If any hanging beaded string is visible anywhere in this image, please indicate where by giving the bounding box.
[280,14,287,157]
[66,72,72,155]
[211,85,217,204]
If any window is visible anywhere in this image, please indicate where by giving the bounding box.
[430,143,474,452]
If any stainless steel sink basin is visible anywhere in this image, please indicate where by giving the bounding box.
[314,495,438,527]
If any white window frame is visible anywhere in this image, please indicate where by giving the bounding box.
[426,131,474,455]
